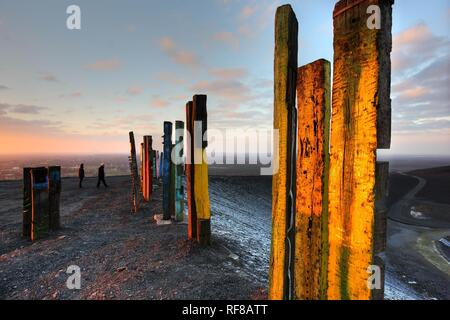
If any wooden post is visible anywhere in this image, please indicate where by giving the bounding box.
[129,131,140,213]
[269,4,298,300]
[159,152,164,180]
[175,120,185,222]
[140,142,144,193]
[142,135,153,201]
[327,0,393,300]
[48,166,61,231]
[30,167,49,241]
[295,59,331,300]
[193,94,211,245]
[163,122,173,220]
[152,150,157,178]
[186,101,197,239]
[23,168,32,238]
[169,143,176,218]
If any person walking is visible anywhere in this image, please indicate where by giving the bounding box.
[97,163,108,188]
[78,163,85,188]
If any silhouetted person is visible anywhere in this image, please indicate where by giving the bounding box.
[97,163,108,188]
[78,164,85,188]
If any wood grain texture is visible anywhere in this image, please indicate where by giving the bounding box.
[192,95,211,238]
[163,122,173,220]
[48,166,61,231]
[30,167,49,241]
[327,0,393,300]
[269,4,298,300]
[186,101,197,239]
[295,59,331,300]
[175,121,185,222]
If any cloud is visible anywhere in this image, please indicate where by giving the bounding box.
[156,72,186,85]
[127,86,144,95]
[150,97,169,108]
[392,23,449,74]
[190,79,253,103]
[211,31,239,49]
[158,37,200,68]
[391,24,450,134]
[126,25,137,32]
[84,59,122,71]
[209,68,248,80]
[0,103,48,115]
[0,85,9,90]
[240,6,256,19]
[39,73,58,82]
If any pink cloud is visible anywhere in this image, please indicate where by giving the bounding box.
[240,6,256,19]
[151,98,169,108]
[209,68,248,80]
[84,59,122,71]
[211,32,239,49]
[127,86,144,95]
[158,37,200,68]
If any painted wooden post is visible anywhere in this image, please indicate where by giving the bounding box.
[294,59,331,300]
[327,0,393,300]
[129,131,140,213]
[175,120,185,222]
[373,161,389,300]
[163,122,173,220]
[193,94,211,245]
[142,135,153,201]
[186,101,197,239]
[269,4,298,300]
[169,143,176,218]
[152,150,157,178]
[23,168,32,238]
[48,166,61,231]
[140,142,144,193]
[159,152,164,180]
[30,167,50,241]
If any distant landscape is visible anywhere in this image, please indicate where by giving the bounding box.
[0,154,449,181]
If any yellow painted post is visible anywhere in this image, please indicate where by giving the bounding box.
[193,94,211,245]
[269,4,298,300]
[327,0,393,300]
[295,59,331,300]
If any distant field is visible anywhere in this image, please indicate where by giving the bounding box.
[410,166,450,205]
[387,173,420,208]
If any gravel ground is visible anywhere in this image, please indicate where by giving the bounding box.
[0,176,266,300]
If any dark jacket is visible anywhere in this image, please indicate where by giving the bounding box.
[78,167,85,179]
[98,166,105,179]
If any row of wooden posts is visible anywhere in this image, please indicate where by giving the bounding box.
[269,1,393,300]
[128,94,211,245]
[22,166,61,241]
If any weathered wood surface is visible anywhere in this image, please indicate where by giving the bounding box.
[169,143,176,218]
[269,4,298,300]
[142,135,153,202]
[373,161,389,300]
[175,120,185,222]
[129,131,140,213]
[30,167,49,241]
[192,95,211,245]
[186,101,197,239]
[48,166,61,231]
[197,219,211,245]
[23,168,32,238]
[327,0,393,300]
[295,59,331,300]
[163,122,173,220]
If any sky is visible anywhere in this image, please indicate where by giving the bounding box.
[0,0,449,156]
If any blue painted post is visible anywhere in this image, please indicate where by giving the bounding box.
[174,120,185,222]
[159,151,164,180]
[163,122,173,220]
